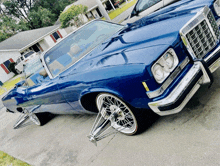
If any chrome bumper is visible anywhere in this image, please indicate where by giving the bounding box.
[148,53,220,116]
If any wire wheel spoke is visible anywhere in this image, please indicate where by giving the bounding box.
[96,93,138,135]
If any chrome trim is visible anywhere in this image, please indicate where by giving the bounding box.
[148,61,210,116]
[147,56,189,99]
[204,45,220,62]
[180,6,219,60]
[29,105,41,113]
[151,48,179,84]
[209,56,220,73]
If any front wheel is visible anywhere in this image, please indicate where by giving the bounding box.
[96,93,139,135]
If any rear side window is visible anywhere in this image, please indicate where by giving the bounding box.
[24,51,34,58]
[16,58,21,64]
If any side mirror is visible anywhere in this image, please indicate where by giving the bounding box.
[15,80,26,88]
[131,9,139,18]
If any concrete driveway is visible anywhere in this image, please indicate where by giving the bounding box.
[1,69,220,166]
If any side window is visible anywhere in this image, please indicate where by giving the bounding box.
[16,58,21,64]
[136,0,162,12]
[24,51,34,58]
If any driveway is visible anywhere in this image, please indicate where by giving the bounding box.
[1,69,220,165]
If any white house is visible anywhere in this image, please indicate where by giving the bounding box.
[63,0,112,22]
[0,25,68,83]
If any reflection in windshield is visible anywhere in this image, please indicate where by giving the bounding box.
[44,21,124,77]
[136,0,161,12]
[24,57,43,77]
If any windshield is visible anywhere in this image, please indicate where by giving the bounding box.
[44,20,124,77]
[24,57,43,77]
[135,0,162,13]
[24,51,34,58]
[16,58,21,64]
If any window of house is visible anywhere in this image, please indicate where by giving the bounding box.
[1,58,14,74]
[50,31,63,43]
[53,32,60,40]
[4,60,11,71]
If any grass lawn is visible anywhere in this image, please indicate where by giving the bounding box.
[0,151,30,166]
[0,76,22,96]
[104,0,137,20]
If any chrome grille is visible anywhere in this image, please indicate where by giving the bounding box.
[207,11,220,38]
[186,20,215,59]
[180,6,220,59]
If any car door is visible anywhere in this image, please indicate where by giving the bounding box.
[25,78,74,114]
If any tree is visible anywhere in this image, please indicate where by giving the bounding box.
[28,7,55,29]
[0,0,76,42]
[33,0,76,22]
[1,0,35,23]
[59,4,88,28]
[0,15,29,42]
[0,31,13,42]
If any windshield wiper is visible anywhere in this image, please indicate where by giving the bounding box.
[102,34,129,50]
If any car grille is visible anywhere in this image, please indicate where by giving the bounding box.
[180,7,220,59]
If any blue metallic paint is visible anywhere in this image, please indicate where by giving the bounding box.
[2,0,219,116]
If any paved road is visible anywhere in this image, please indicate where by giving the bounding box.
[1,69,220,165]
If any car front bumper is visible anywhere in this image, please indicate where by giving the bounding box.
[148,45,220,116]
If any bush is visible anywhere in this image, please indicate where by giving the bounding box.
[8,62,18,75]
[59,4,87,28]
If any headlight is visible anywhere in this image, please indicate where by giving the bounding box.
[152,64,165,82]
[164,52,174,69]
[151,48,179,83]
[214,0,220,16]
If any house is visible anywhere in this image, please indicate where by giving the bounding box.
[63,0,112,22]
[0,25,68,83]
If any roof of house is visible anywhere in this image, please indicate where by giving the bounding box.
[64,0,108,13]
[0,25,60,52]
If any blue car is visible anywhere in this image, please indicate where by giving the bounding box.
[2,0,220,144]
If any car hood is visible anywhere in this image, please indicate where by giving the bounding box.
[60,0,214,77]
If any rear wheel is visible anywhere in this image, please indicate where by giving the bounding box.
[13,112,53,129]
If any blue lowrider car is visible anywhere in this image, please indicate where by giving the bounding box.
[2,0,220,144]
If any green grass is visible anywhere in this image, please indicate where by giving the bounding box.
[0,151,30,166]
[0,77,22,96]
[108,0,137,19]
[102,0,137,20]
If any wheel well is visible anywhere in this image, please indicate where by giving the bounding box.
[17,107,23,113]
[80,92,100,113]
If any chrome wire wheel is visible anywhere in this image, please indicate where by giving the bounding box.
[30,113,41,126]
[96,93,138,135]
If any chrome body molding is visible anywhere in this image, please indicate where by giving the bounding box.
[204,45,220,62]
[147,56,190,99]
[209,56,220,73]
[148,61,211,116]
